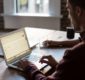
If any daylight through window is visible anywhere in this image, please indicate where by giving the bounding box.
[16,0,49,14]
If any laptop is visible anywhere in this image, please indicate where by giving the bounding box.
[0,28,47,71]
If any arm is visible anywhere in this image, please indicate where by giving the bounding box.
[27,49,75,80]
[57,39,79,47]
[18,48,77,80]
[43,39,80,47]
[18,60,56,80]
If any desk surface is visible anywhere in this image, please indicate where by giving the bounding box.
[25,27,80,47]
[0,47,66,80]
[0,27,80,80]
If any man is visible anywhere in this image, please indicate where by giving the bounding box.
[19,0,85,80]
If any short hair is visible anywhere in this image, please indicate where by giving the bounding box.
[69,0,85,9]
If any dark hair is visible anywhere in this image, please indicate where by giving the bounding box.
[69,0,85,9]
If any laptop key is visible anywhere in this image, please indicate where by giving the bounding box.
[27,55,47,69]
[28,55,40,62]
[13,61,20,67]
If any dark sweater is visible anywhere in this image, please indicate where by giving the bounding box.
[26,32,85,80]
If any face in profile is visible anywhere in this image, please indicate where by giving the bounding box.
[66,0,80,31]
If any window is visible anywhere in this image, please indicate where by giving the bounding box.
[16,0,49,14]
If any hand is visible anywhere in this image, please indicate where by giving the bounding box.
[18,59,38,71]
[43,40,59,47]
[18,60,39,80]
[40,55,58,68]
[43,40,53,47]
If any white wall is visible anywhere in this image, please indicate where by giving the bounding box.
[3,0,15,14]
[3,0,61,30]
[49,0,60,16]
[4,16,60,30]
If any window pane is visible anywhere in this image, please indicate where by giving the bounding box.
[33,0,49,13]
[16,0,49,13]
[16,0,28,13]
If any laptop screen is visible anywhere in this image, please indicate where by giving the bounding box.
[0,29,31,63]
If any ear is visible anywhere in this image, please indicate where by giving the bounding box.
[75,7,82,17]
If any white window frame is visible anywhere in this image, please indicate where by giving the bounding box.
[3,0,62,29]
[3,0,61,17]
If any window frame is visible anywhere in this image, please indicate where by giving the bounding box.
[3,0,61,17]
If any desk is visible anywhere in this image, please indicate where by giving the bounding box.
[0,48,66,80]
[0,28,80,80]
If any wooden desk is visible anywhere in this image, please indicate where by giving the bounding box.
[0,28,80,80]
[0,48,66,80]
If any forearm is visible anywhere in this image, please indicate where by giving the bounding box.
[33,72,56,80]
[52,39,80,47]
[26,70,56,80]
[25,66,56,80]
[59,39,80,47]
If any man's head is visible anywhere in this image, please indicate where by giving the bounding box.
[69,0,85,9]
[67,0,85,31]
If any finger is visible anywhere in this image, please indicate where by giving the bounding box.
[19,60,30,69]
[40,56,49,62]
[43,41,49,46]
[40,59,49,64]
[43,40,49,43]
[41,55,52,60]
[19,60,28,66]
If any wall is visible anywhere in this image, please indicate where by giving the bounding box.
[0,0,4,30]
[61,0,71,30]
[4,16,61,30]
[3,0,62,30]
[0,0,70,30]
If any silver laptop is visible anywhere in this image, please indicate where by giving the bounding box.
[0,28,47,71]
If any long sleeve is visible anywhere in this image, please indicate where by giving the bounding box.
[27,48,74,80]
[26,41,85,80]
[51,42,85,80]
[31,49,73,80]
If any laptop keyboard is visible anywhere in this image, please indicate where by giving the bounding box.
[13,61,20,67]
[27,55,47,69]
[28,55,41,62]
[13,55,47,70]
